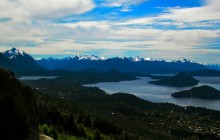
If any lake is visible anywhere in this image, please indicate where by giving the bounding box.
[85,76,220,111]
[18,76,58,80]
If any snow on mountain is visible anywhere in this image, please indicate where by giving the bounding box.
[145,57,154,61]
[77,54,105,60]
[175,58,190,63]
[70,54,107,60]
[38,55,199,64]
[40,54,107,61]
[1,48,205,65]
[133,56,144,62]
[3,48,26,59]
[1,48,45,74]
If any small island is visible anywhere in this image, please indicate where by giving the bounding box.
[171,85,220,99]
[148,72,199,87]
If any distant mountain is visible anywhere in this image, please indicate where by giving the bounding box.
[189,69,220,77]
[149,72,199,87]
[0,48,45,75]
[171,85,220,99]
[37,56,206,74]
[0,68,39,140]
[0,48,215,74]
[206,64,220,70]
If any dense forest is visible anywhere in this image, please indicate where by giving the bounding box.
[172,85,220,99]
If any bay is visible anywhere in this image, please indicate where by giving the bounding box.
[85,76,220,111]
[18,76,58,80]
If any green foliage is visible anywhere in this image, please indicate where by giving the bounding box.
[40,124,58,139]
[93,130,101,140]
[0,68,39,140]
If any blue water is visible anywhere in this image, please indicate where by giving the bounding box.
[18,76,58,80]
[85,76,220,111]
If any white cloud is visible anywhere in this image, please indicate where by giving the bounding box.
[113,0,220,28]
[64,21,111,30]
[1,18,219,54]
[0,0,95,20]
[158,0,220,25]
[102,0,148,11]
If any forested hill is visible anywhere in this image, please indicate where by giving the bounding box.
[149,72,199,87]
[0,68,39,140]
[172,85,220,99]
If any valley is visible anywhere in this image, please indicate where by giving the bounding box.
[18,70,220,140]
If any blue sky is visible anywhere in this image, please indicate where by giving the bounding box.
[0,0,220,64]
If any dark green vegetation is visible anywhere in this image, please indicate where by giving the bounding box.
[149,72,199,87]
[189,69,220,76]
[0,68,129,140]
[21,71,220,140]
[172,85,220,99]
[0,68,39,140]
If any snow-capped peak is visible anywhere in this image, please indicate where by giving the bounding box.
[133,56,144,62]
[144,57,167,62]
[79,54,100,60]
[3,48,26,59]
[176,58,190,63]
[70,54,106,61]
[145,57,159,61]
[125,56,144,62]
[100,56,107,60]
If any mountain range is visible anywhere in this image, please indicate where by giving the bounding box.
[0,48,220,75]
[37,55,207,74]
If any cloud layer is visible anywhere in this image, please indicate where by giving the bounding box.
[101,0,148,11]
[0,0,220,63]
[0,0,95,20]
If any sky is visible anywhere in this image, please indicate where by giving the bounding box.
[0,0,220,64]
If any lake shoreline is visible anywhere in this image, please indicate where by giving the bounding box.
[85,76,220,111]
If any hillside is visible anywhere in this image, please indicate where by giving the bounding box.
[149,72,199,87]
[172,85,220,99]
[0,68,129,140]
[0,68,39,140]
